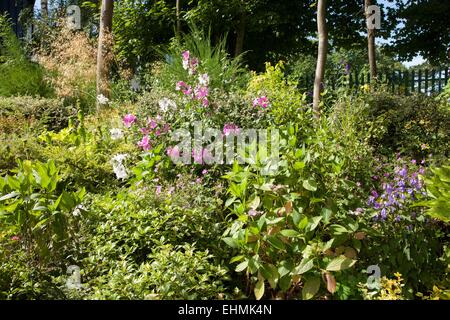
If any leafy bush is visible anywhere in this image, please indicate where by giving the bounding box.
[417,163,450,223]
[356,156,447,297]
[0,96,74,131]
[0,14,52,97]
[364,91,449,159]
[0,160,85,262]
[222,122,371,300]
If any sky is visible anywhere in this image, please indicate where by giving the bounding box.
[33,0,426,67]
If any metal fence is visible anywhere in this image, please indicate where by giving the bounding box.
[299,67,450,95]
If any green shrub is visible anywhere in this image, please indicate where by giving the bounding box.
[365,91,449,159]
[0,96,74,131]
[0,160,85,263]
[0,15,52,97]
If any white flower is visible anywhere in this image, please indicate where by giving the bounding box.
[198,73,209,86]
[130,77,141,91]
[111,154,129,180]
[158,98,177,113]
[72,204,86,217]
[97,94,110,105]
[109,128,124,140]
[182,59,189,70]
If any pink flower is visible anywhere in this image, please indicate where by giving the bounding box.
[192,148,203,164]
[140,127,151,135]
[148,119,158,129]
[176,81,187,91]
[202,169,208,175]
[194,86,209,99]
[138,135,151,151]
[223,123,240,136]
[183,86,193,96]
[201,97,209,106]
[182,50,190,62]
[163,124,171,132]
[123,114,137,128]
[167,146,180,159]
[156,185,162,195]
[195,178,202,184]
[11,235,20,241]
[253,96,270,109]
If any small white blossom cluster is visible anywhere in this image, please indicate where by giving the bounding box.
[111,153,129,180]
[109,128,124,140]
[158,98,177,113]
[97,94,110,106]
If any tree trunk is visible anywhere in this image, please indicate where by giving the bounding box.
[176,0,181,36]
[41,0,48,19]
[313,0,328,117]
[96,0,114,109]
[365,0,377,79]
[234,11,246,57]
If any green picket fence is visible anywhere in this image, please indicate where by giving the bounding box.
[300,66,450,95]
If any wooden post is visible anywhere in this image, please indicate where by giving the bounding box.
[418,70,422,93]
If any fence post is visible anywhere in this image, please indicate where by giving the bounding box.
[445,67,449,85]
[431,69,435,93]
[425,69,429,95]
[404,70,409,95]
[411,70,415,93]
[418,70,422,93]
[438,68,442,92]
[391,70,395,93]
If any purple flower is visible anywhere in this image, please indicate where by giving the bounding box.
[138,135,151,151]
[156,185,162,195]
[123,114,137,128]
[223,123,240,137]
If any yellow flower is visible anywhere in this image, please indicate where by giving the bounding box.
[360,84,370,92]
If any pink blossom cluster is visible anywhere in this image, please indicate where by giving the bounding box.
[252,96,270,109]
[223,123,240,137]
[182,50,199,75]
[176,51,210,107]
[122,114,170,151]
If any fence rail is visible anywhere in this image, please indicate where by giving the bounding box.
[300,67,450,95]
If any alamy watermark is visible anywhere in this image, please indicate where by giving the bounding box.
[167,122,280,175]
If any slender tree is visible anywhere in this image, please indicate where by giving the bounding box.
[313,0,328,117]
[96,0,114,109]
[365,0,377,79]
[41,0,48,19]
[176,0,181,36]
[234,10,246,57]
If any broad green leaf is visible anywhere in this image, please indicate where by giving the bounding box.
[0,191,20,201]
[326,255,356,271]
[223,237,239,248]
[280,229,300,237]
[294,258,314,275]
[235,260,248,272]
[303,179,317,192]
[267,236,286,250]
[302,276,320,300]
[254,278,265,300]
